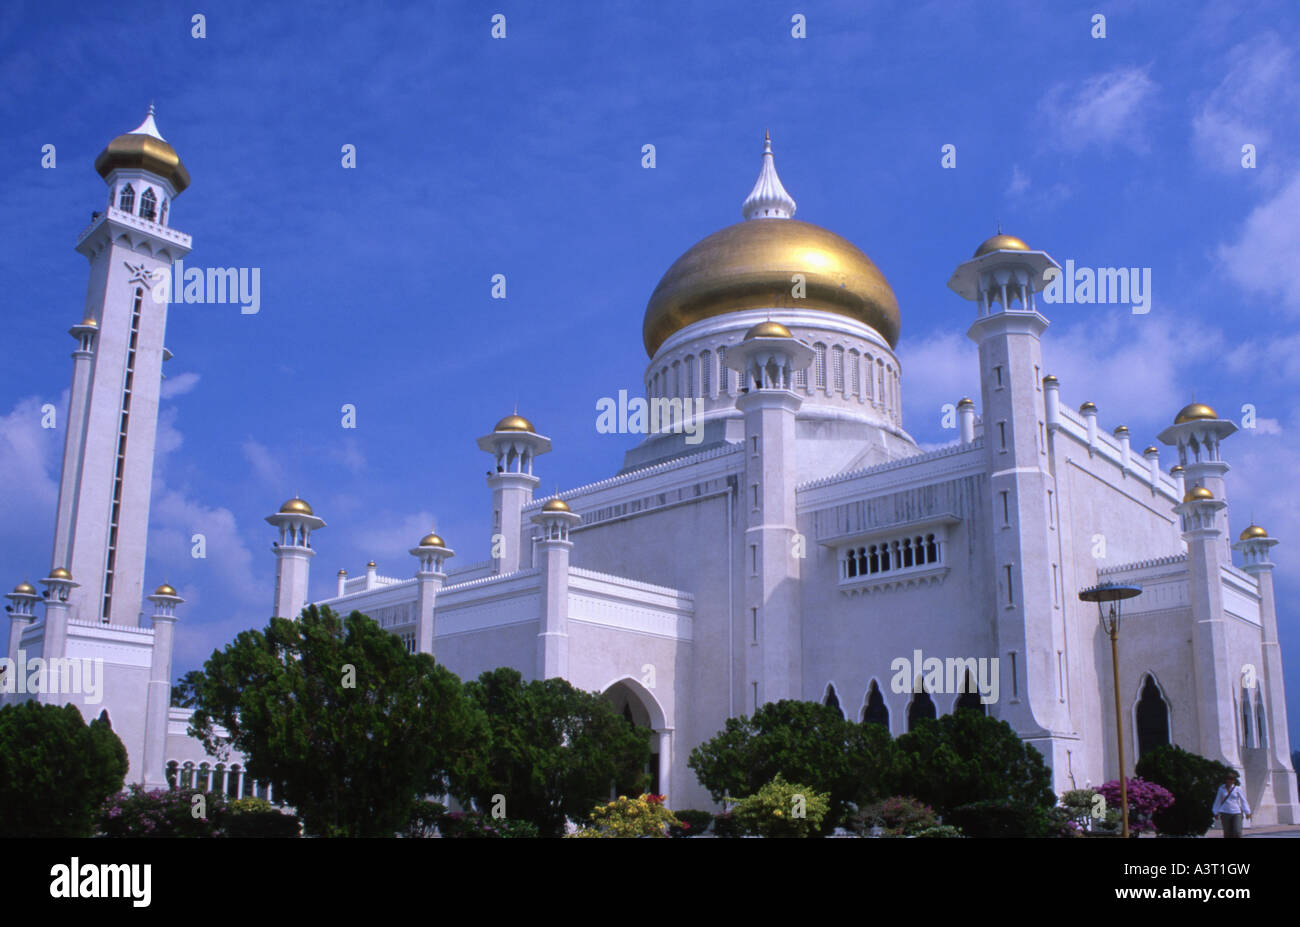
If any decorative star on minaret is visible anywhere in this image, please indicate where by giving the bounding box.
[124,261,157,285]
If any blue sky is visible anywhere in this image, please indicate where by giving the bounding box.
[3,0,1300,747]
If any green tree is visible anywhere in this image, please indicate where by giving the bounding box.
[1135,744,1234,836]
[688,699,891,829]
[170,668,206,708]
[0,702,127,836]
[451,667,651,837]
[189,605,486,837]
[886,711,1055,825]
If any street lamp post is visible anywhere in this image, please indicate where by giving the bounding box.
[1079,581,1143,838]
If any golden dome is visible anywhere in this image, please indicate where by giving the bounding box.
[1042,374,1058,385]
[279,497,313,515]
[1143,445,1159,455]
[367,560,376,568]
[1079,402,1097,413]
[1113,425,1129,435]
[11,582,36,595]
[973,233,1030,257]
[1184,486,1214,502]
[48,567,72,580]
[81,317,98,328]
[494,413,536,433]
[743,320,793,340]
[542,497,572,512]
[957,397,974,407]
[153,583,178,597]
[1174,402,1219,424]
[418,532,447,548]
[642,219,900,357]
[337,569,347,575]
[1170,464,1184,473]
[1239,524,1268,540]
[95,111,190,194]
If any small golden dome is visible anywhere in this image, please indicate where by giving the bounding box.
[1079,402,1097,413]
[1184,486,1214,502]
[49,567,72,580]
[279,497,313,515]
[95,110,190,194]
[542,497,572,512]
[973,233,1030,257]
[1174,402,1218,425]
[1170,464,1184,473]
[1143,445,1159,455]
[418,532,447,548]
[494,413,536,433]
[154,583,178,597]
[81,317,98,328]
[743,320,793,340]
[1042,374,1058,385]
[1113,425,1129,435]
[367,560,376,568]
[1240,524,1268,540]
[957,397,974,407]
[643,219,900,356]
[337,569,347,575]
[12,582,36,595]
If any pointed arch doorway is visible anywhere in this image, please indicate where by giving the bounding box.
[603,677,671,802]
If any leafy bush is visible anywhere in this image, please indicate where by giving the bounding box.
[99,785,227,837]
[438,810,538,838]
[402,800,448,838]
[912,824,964,838]
[1096,777,1175,835]
[1135,745,1234,836]
[711,810,743,838]
[226,800,301,837]
[729,776,829,838]
[853,796,939,836]
[945,800,1053,837]
[570,794,679,838]
[669,809,713,837]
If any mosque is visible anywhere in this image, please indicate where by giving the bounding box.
[5,112,1297,823]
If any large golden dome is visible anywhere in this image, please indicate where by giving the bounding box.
[94,107,190,194]
[1174,402,1218,424]
[642,218,899,356]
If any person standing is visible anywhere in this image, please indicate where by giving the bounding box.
[1211,770,1251,838]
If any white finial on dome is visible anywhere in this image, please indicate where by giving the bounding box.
[127,104,167,141]
[742,130,796,220]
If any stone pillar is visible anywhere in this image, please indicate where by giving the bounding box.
[410,534,453,656]
[142,584,182,789]
[533,500,579,680]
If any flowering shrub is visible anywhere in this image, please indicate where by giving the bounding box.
[669,809,714,838]
[98,785,227,837]
[729,776,829,838]
[570,794,680,838]
[438,810,538,838]
[853,796,939,836]
[1096,777,1175,835]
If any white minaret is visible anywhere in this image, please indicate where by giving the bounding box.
[1234,524,1299,823]
[477,413,551,574]
[51,107,192,626]
[726,320,813,707]
[1158,404,1238,561]
[533,497,580,680]
[267,497,325,619]
[142,582,182,789]
[410,531,453,655]
[949,231,1074,780]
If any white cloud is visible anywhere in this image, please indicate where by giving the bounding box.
[0,394,65,579]
[1192,33,1297,174]
[242,438,285,487]
[1006,164,1031,197]
[899,330,981,440]
[1215,171,1300,314]
[1039,66,1158,154]
[160,371,201,399]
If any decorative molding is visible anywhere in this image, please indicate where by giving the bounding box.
[797,438,984,492]
[838,565,950,596]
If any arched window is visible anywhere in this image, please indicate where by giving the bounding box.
[823,684,842,717]
[118,184,135,213]
[181,761,195,789]
[1240,687,1253,748]
[844,549,858,578]
[849,349,861,398]
[863,354,874,401]
[165,761,179,790]
[197,762,211,792]
[228,765,242,797]
[832,345,845,395]
[907,687,936,730]
[862,681,889,728]
[954,672,985,714]
[139,188,157,221]
[1136,674,1170,758]
[1255,692,1267,749]
[856,547,867,575]
[701,350,712,397]
[902,538,913,568]
[717,346,729,395]
[926,534,938,562]
[814,343,827,392]
[868,544,880,574]
[159,198,168,225]
[672,360,681,398]
[684,355,695,397]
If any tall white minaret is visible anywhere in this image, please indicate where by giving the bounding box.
[51,106,192,625]
[478,413,551,574]
[267,498,325,619]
